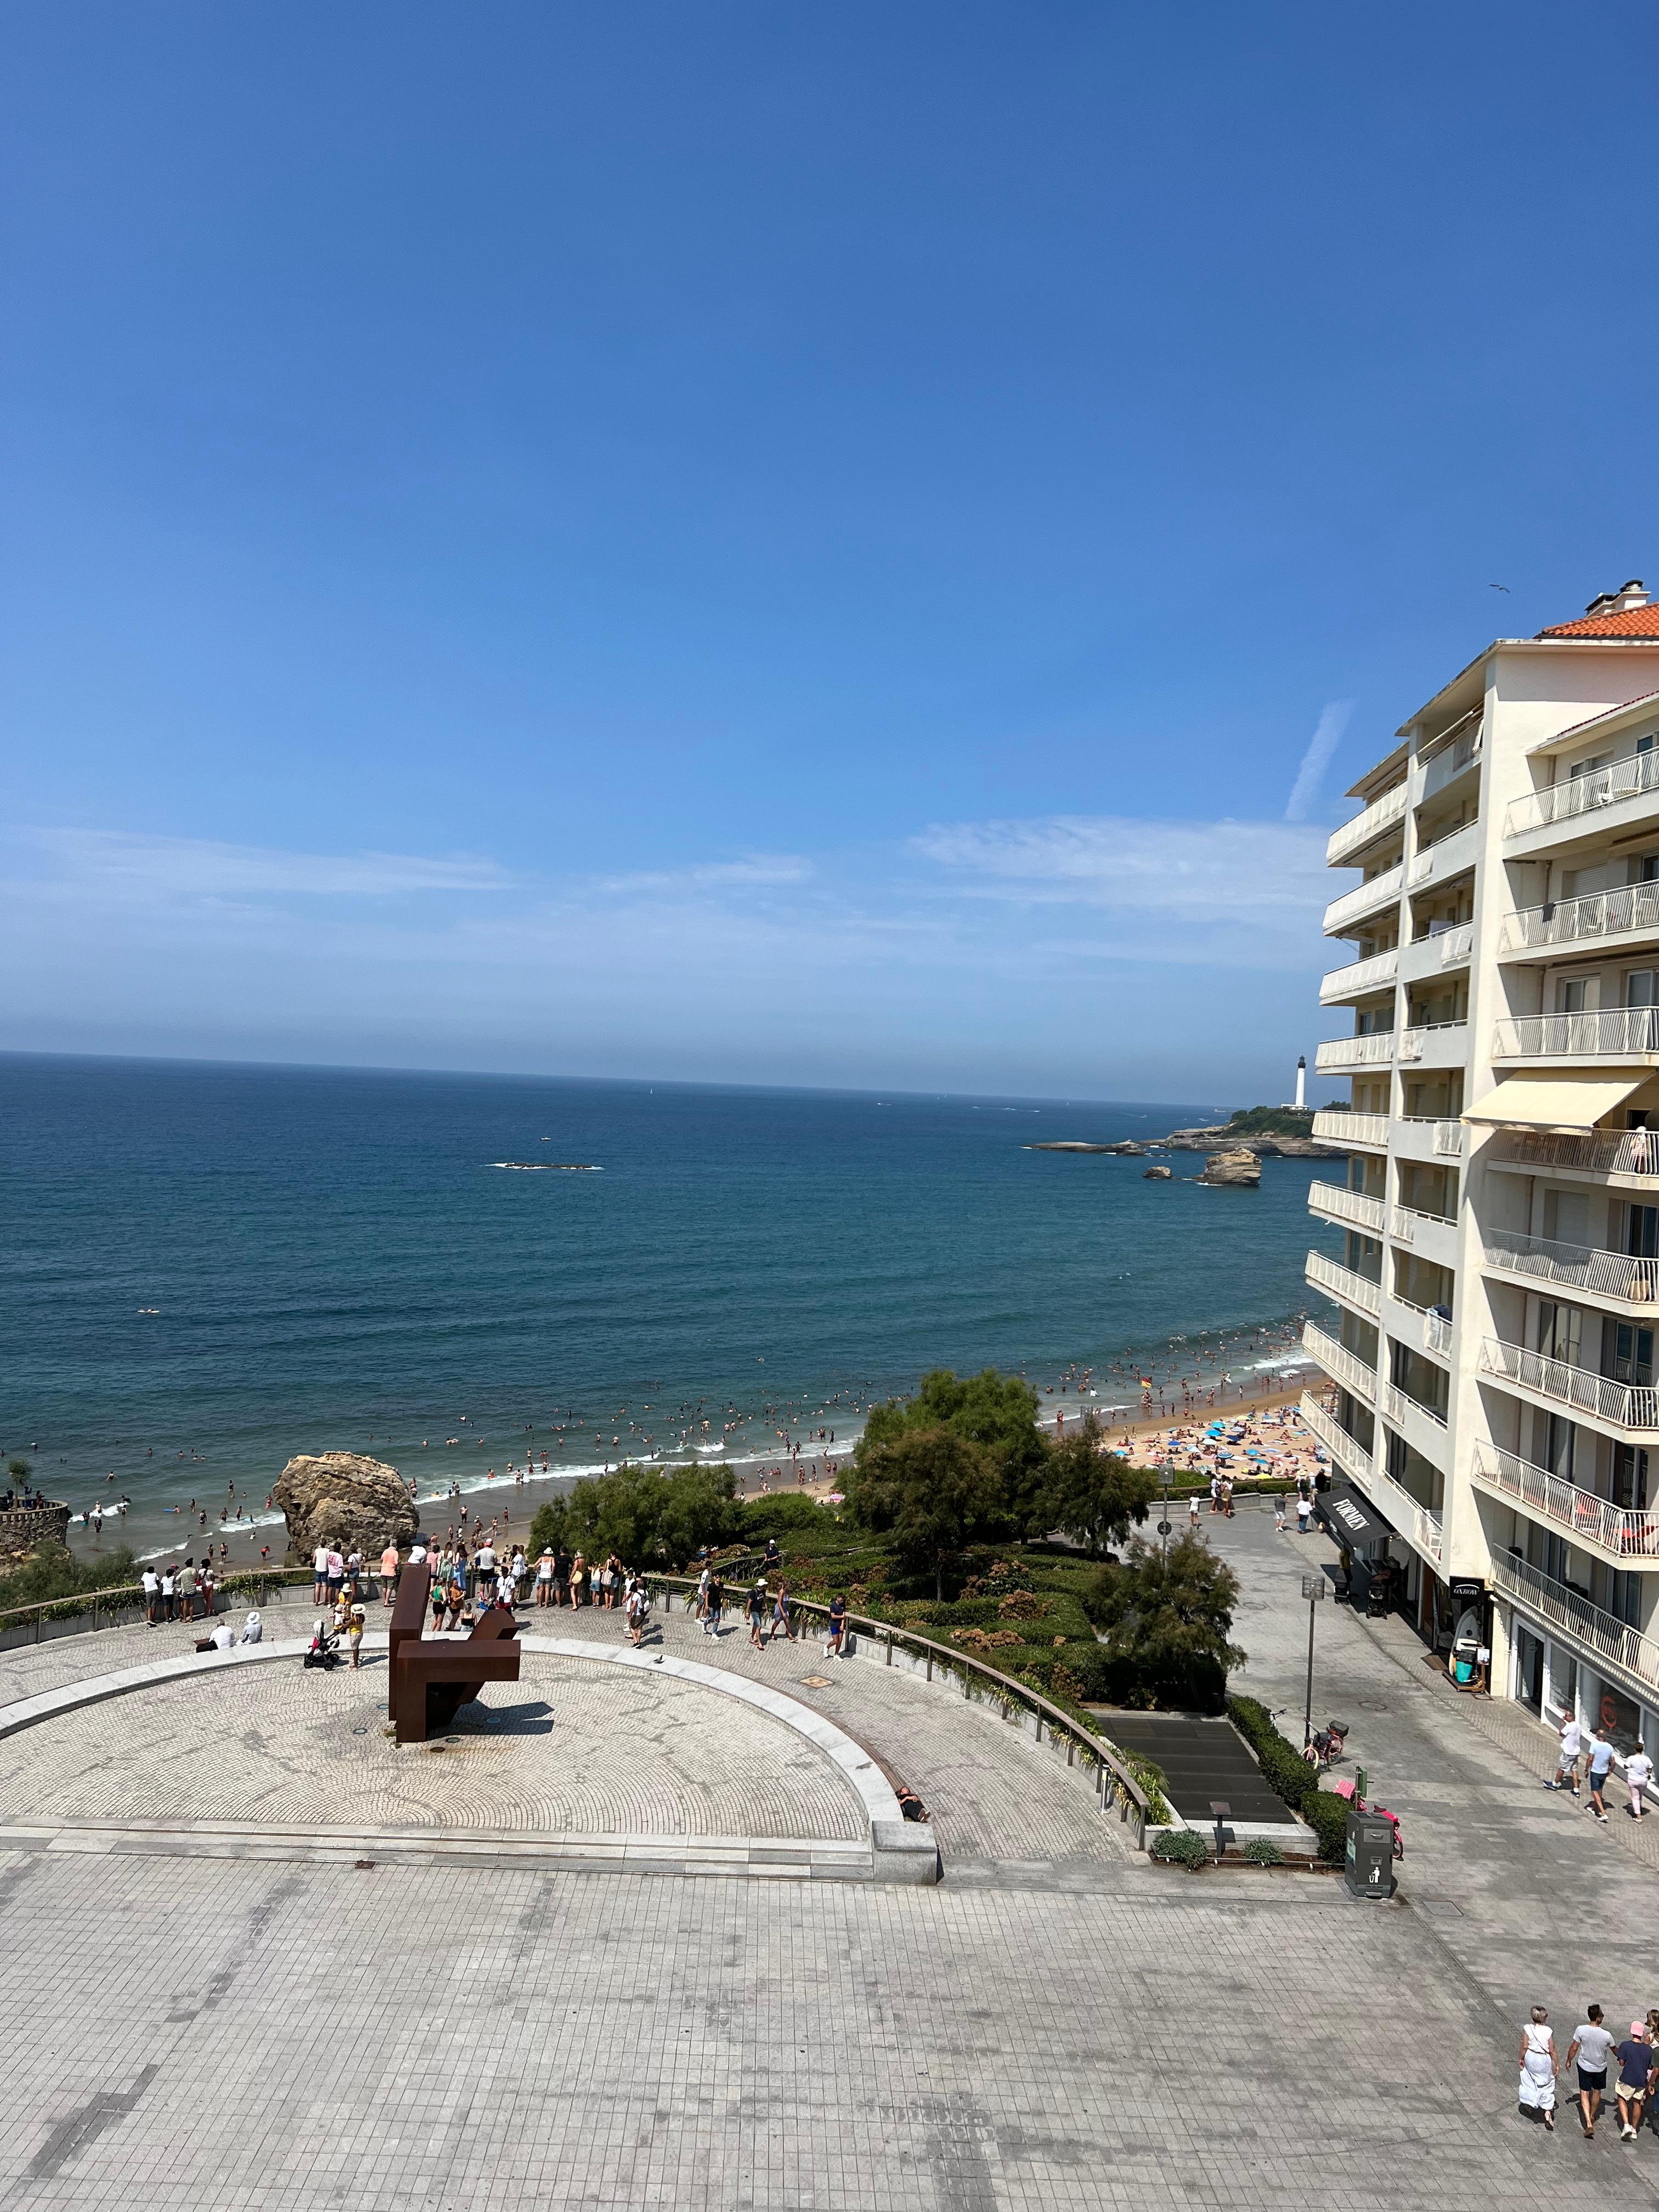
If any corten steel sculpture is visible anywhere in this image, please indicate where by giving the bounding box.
[387,1561,522,1743]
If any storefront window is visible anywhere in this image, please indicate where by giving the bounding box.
[1595,1680,1643,1753]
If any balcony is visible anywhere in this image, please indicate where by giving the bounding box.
[1308,1182,1387,1234]
[1420,721,1483,802]
[1471,1440,1659,1567]
[1408,821,1480,888]
[1326,781,1408,868]
[1486,1128,1659,1180]
[1388,1296,1453,1361]
[1314,1032,1402,1073]
[1323,863,1404,938]
[1390,1205,1459,1269]
[1302,1319,1378,1404]
[1319,948,1400,1007]
[1306,1249,1381,1316]
[1491,1550,1659,1701]
[1505,748,1659,843]
[1478,1336,1658,1434]
[1492,1007,1659,1066]
[1482,1228,1659,1310]
[1437,922,1474,966]
[1501,878,1659,960]
[1300,1392,1443,1561]
[1391,1117,1465,1164]
[1398,1020,1469,1068]
[1298,1389,1373,1485]
[1311,1109,1388,1151]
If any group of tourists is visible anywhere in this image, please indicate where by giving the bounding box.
[141,1558,219,1624]
[1520,2006,1659,2140]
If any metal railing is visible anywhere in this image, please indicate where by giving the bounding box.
[1483,1228,1659,1306]
[1398,1021,1466,1060]
[1314,1031,1401,1072]
[1308,1181,1387,1233]
[1319,949,1400,1006]
[1306,1249,1381,1315]
[1390,1295,1454,1357]
[1479,1336,1659,1431]
[0,1568,321,1654]
[1487,1128,1659,1177]
[1311,1109,1387,1150]
[1409,821,1479,885]
[1502,878,1659,957]
[1298,1392,1442,1560]
[1493,1007,1659,1061]
[1327,782,1408,868]
[1323,863,1404,936]
[1298,1390,1373,1483]
[1391,1203,1457,1244]
[1491,1551,1659,1697]
[1381,1379,1447,1432]
[1421,723,1483,800]
[1505,748,1659,839]
[1438,922,1475,965]
[1302,1319,1377,1403]
[1433,1120,1466,1157]
[1471,1440,1659,1559]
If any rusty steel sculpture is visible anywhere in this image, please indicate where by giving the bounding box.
[387,1562,521,1743]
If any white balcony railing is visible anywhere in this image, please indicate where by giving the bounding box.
[1391,1204,1457,1244]
[1398,1021,1468,1062]
[1314,1031,1401,1073]
[1506,749,1659,840]
[1303,1320,1378,1404]
[1471,1440,1659,1560]
[1409,821,1480,887]
[1492,1007,1659,1062]
[1502,878,1659,957]
[1381,1379,1448,1431]
[1438,922,1475,966]
[1312,1109,1389,1150]
[1491,1551,1659,1698]
[1323,864,1404,936]
[1487,1128,1659,1178]
[1299,1390,1443,1559]
[1299,1389,1373,1479]
[1479,1336,1659,1431]
[1308,1182,1387,1234]
[1306,1249,1381,1315]
[1421,721,1483,800]
[1482,1229,1659,1306]
[1319,949,1400,1006]
[1326,782,1408,868]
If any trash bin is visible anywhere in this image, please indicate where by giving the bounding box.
[1345,1809,1397,1899]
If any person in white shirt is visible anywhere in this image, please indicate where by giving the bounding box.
[1295,1493,1313,1534]
[141,1567,160,1627]
[313,1543,330,1604]
[1549,1711,1584,1800]
[1626,1739,1654,1820]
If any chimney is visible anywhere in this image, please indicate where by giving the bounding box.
[1584,579,1649,616]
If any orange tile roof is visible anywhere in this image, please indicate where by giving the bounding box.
[1539,602,1659,639]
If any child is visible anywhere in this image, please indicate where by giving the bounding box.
[347,1606,366,1671]
[1274,1496,1287,1534]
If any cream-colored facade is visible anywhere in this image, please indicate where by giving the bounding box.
[1307,580,1659,1748]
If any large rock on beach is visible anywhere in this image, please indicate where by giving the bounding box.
[273,1453,419,1556]
[1199,1147,1262,1188]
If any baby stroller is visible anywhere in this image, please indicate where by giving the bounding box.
[303,1618,341,1670]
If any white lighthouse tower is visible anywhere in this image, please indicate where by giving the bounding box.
[1293,1053,1307,1110]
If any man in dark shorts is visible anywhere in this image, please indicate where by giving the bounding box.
[1567,2006,1615,2136]
[826,1592,848,1660]
[1615,2022,1652,2140]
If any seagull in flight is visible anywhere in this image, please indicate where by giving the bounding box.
[1489,583,1510,592]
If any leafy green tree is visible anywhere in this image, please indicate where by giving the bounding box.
[1039,1417,1156,1558]
[847,1424,1003,1598]
[1088,1534,1244,1709]
[527,1463,742,1571]
[859,1368,1047,1531]
[0,1544,139,1613]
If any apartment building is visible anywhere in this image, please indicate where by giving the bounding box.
[1306,577,1659,1751]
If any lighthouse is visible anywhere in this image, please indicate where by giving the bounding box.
[1294,1054,1307,1110]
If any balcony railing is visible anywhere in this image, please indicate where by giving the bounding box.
[1506,748,1659,840]
[1421,721,1483,800]
[1303,1319,1378,1404]
[1482,1228,1659,1306]
[1502,878,1659,957]
[1312,1109,1388,1150]
[1299,1390,1443,1558]
[1308,1182,1387,1234]
[1319,949,1400,1006]
[1487,1128,1659,1178]
[1323,864,1404,936]
[1492,1007,1659,1062]
[1491,1551,1659,1699]
[1327,782,1408,868]
[1391,1203,1457,1245]
[1438,922,1474,966]
[1306,1249,1381,1315]
[1381,1379,1447,1431]
[1398,1020,1468,1061]
[1409,821,1479,885]
[1299,1390,1372,1481]
[1479,1336,1659,1431]
[1314,1031,1401,1072]
[1434,1120,1466,1156]
[1471,1440,1659,1560]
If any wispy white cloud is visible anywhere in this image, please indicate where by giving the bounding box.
[24,828,513,898]
[1284,699,1354,822]
[590,855,812,897]
[911,813,1331,920]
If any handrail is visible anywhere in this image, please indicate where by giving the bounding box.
[1493,1007,1659,1060]
[1438,922,1475,965]
[1307,1181,1387,1233]
[1326,782,1408,868]
[1323,863,1404,935]
[1502,877,1659,956]
[1319,949,1400,1005]
[1479,1336,1659,1431]
[1311,1109,1387,1149]
[1483,1228,1659,1306]
[1314,1032,1400,1071]
[1471,1440,1659,1559]
[1306,1249,1381,1315]
[644,1573,1154,1842]
[1302,1319,1377,1403]
[1491,1551,1659,1697]
[1506,747,1659,839]
[1487,1128,1659,1177]
[0,1567,320,1646]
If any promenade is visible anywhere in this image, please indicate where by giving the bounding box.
[0,1553,1655,2209]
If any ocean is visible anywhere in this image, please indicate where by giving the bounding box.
[2,1053,1333,1562]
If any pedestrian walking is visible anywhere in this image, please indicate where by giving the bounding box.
[1567,2006,1615,2137]
[826,1592,848,1660]
[379,1541,400,1604]
[770,1583,794,1644]
[1274,1495,1287,1534]
[347,1606,366,1671]
[1295,1491,1313,1534]
[1188,1492,1201,1531]
[1588,1730,1616,1824]
[703,1572,724,1638]
[1548,1709,1584,1799]
[1627,1740,1654,1820]
[1616,2022,1652,2138]
[747,1580,768,1648]
[1517,2006,1558,2130]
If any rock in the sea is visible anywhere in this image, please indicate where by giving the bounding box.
[273,1453,419,1555]
[1142,1164,1172,1180]
[1199,1147,1262,1188]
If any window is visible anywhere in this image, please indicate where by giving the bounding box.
[1537,1301,1583,1365]
[1613,1444,1649,1511]
[1605,1322,1655,1389]
[1627,1205,1659,1261]
[1628,970,1659,1009]
[1558,977,1589,1013]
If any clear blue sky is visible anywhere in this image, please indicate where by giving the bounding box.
[4,4,1656,1102]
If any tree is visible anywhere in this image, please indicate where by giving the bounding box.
[845,1424,1002,1598]
[858,1368,1047,1532]
[527,1463,742,1570]
[1088,1534,1245,1709]
[1039,1417,1156,1558]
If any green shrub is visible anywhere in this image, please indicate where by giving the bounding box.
[0,1543,139,1616]
[1243,1837,1284,1865]
[1150,1828,1210,1869]
[1301,1790,1351,1863]
[1227,1694,1350,1861]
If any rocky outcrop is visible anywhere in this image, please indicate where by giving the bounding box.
[1199,1148,1262,1188]
[1026,1141,1146,1155]
[272,1453,419,1556]
[1163,1125,1342,1159]
[1142,1164,1172,1180]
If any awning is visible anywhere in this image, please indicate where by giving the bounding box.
[1316,1485,1394,1549]
[1463,1071,1646,1131]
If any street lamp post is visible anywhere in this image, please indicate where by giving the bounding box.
[1158,1460,1176,1557]
[1301,1572,1327,1748]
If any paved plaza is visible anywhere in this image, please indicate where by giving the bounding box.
[1,1539,1658,2209]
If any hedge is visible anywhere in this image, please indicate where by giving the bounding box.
[1150,1828,1210,1869]
[1227,1692,1348,1861]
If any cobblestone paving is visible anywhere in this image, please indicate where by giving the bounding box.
[0,1651,865,1841]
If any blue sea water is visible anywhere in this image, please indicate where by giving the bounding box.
[2,1053,1330,1558]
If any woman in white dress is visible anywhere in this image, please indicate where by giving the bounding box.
[1518,2006,1558,2130]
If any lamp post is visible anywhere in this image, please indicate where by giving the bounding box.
[1158,1460,1176,1557]
[1301,1572,1327,1748]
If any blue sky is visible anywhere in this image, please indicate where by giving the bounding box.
[4,4,1657,1102]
